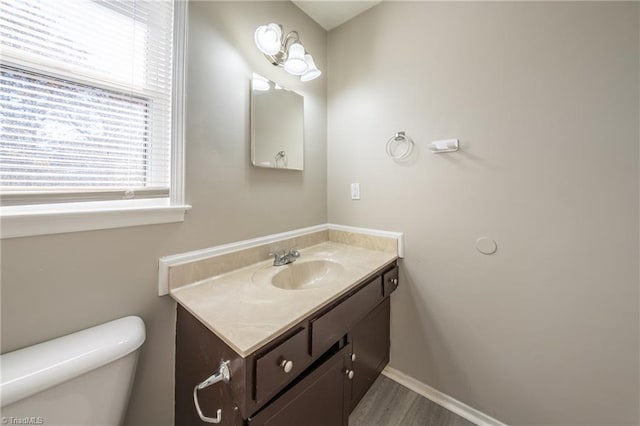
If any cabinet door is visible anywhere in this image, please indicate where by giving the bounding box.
[248,345,351,426]
[349,298,390,412]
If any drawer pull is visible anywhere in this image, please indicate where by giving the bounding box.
[280,359,294,373]
[350,353,357,362]
[345,369,355,380]
[389,278,398,285]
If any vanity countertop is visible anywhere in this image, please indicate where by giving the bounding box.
[170,241,397,357]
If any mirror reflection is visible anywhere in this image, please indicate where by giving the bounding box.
[251,74,304,170]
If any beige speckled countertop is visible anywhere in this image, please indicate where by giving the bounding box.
[170,241,397,357]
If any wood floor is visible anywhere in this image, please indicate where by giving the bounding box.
[349,375,475,426]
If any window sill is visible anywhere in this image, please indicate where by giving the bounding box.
[1,199,191,239]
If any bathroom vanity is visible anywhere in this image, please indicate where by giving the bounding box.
[170,238,400,426]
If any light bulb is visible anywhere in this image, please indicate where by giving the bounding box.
[284,43,308,75]
[254,23,282,55]
[300,54,321,81]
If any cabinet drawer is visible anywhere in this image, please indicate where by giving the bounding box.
[255,328,309,403]
[383,266,399,297]
[249,344,351,426]
[310,276,383,356]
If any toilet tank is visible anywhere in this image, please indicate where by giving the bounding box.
[0,316,146,426]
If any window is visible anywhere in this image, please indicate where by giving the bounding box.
[0,0,189,238]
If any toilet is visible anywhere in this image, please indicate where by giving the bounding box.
[0,316,146,426]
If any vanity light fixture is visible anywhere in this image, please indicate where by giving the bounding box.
[254,23,322,82]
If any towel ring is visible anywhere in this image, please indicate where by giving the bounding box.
[385,131,414,160]
[275,150,288,168]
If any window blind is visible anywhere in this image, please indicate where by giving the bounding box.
[0,0,175,204]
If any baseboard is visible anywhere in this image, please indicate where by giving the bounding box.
[382,367,508,426]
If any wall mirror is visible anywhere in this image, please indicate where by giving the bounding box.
[251,74,304,170]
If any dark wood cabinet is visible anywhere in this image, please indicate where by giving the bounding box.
[175,263,398,426]
[248,344,352,426]
[349,298,390,411]
[310,275,382,357]
[255,327,310,403]
[382,267,399,297]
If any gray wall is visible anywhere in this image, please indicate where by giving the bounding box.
[3,2,639,425]
[326,2,639,425]
[0,2,326,425]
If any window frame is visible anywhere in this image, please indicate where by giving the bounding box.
[0,0,190,239]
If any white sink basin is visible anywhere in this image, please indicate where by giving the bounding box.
[271,260,344,290]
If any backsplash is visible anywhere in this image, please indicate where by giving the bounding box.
[329,229,397,254]
[167,230,329,291]
[159,224,403,294]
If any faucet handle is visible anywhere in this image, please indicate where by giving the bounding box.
[288,247,300,258]
[269,250,284,260]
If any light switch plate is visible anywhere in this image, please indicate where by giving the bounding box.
[351,183,360,200]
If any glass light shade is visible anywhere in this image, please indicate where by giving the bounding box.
[252,73,270,91]
[300,54,321,81]
[283,43,308,75]
[254,23,282,55]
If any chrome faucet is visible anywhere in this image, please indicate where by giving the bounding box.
[270,248,300,266]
